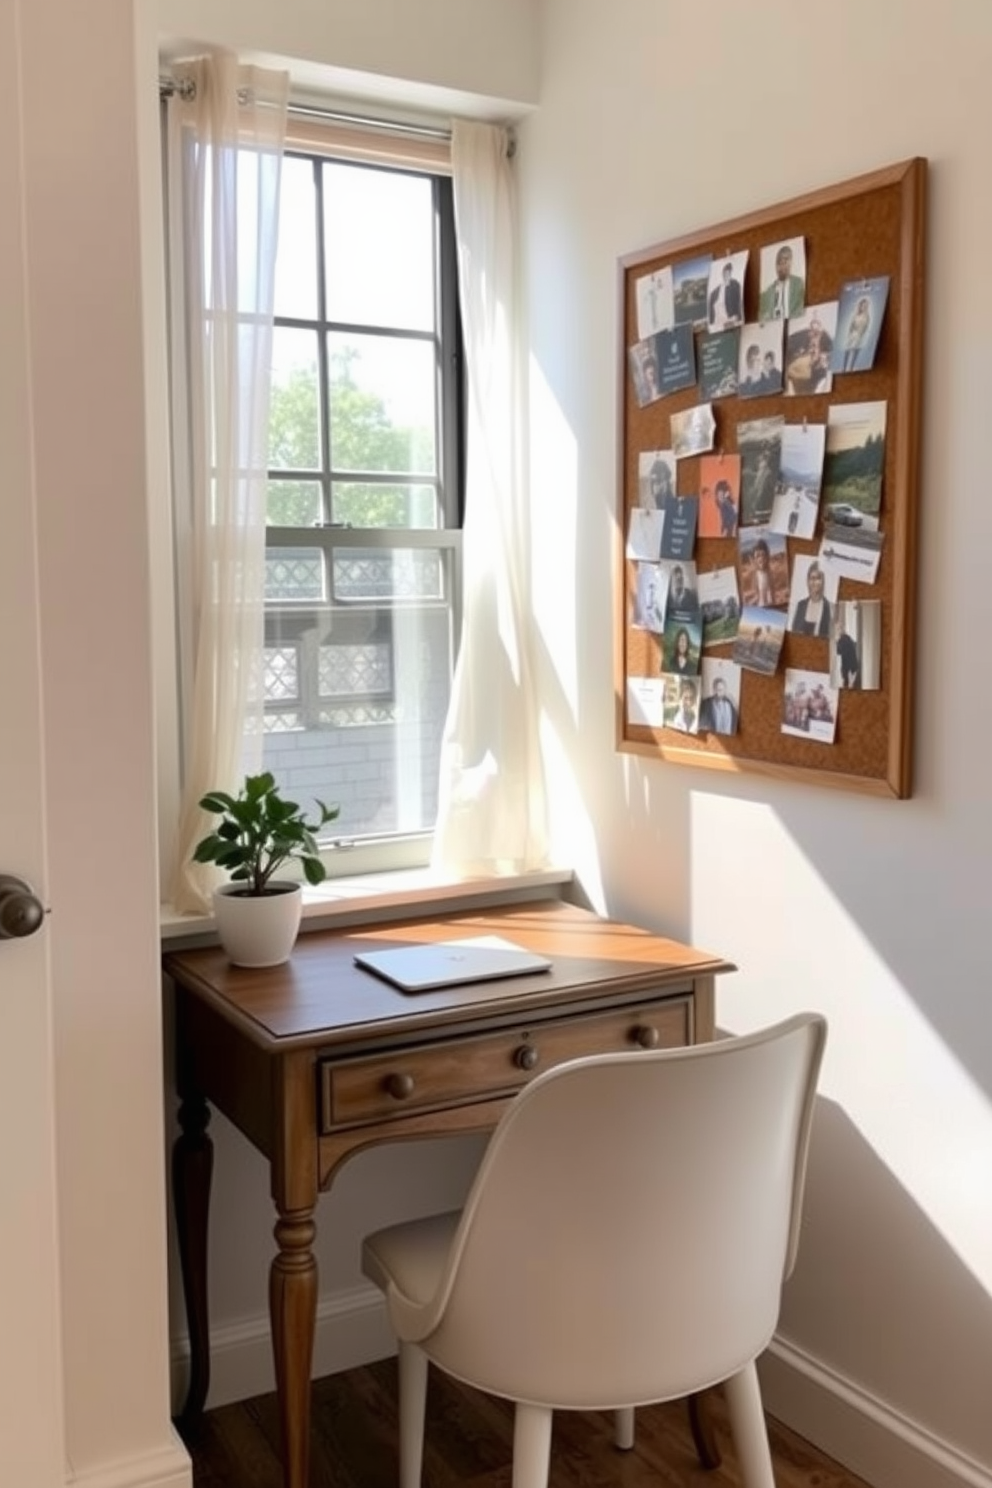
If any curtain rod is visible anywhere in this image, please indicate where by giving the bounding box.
[158,75,451,143]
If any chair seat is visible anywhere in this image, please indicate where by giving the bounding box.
[363,1210,460,1307]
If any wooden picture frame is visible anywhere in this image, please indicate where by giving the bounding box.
[615,158,926,798]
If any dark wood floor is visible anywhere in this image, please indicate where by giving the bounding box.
[177,1359,874,1488]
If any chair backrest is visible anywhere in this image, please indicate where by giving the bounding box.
[390,1013,826,1410]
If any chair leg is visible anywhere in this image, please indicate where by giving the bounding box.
[688,1391,722,1469]
[614,1406,635,1450]
[724,1361,775,1488]
[512,1402,553,1488]
[398,1341,429,1488]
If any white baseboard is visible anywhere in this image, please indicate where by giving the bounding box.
[170,1282,395,1415]
[67,1431,191,1488]
[171,1293,992,1488]
[761,1336,992,1488]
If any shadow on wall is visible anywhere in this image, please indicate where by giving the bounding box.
[782,1094,991,1453]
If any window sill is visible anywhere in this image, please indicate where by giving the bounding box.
[160,864,576,951]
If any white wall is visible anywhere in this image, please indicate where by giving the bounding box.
[522,3,992,1486]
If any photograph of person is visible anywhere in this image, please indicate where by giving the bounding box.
[758,236,807,320]
[698,453,741,537]
[699,658,742,736]
[738,416,784,526]
[706,251,747,331]
[698,566,741,648]
[671,402,715,459]
[768,422,826,540]
[732,606,786,676]
[662,674,701,734]
[660,559,699,621]
[659,491,699,562]
[823,400,887,520]
[784,302,838,395]
[787,555,839,637]
[628,337,663,407]
[738,321,784,398]
[830,599,882,690]
[638,449,677,510]
[672,252,713,328]
[698,329,740,400]
[635,265,674,340]
[631,561,667,633]
[782,668,838,743]
[626,506,664,561]
[662,616,702,676]
[738,525,789,609]
[831,275,890,373]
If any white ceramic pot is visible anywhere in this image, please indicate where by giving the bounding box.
[211,881,303,968]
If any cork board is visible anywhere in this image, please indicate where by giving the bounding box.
[616,158,926,798]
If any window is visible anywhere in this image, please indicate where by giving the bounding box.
[262,148,464,870]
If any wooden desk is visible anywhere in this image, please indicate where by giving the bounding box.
[166,899,734,1488]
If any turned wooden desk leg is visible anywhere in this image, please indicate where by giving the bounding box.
[173,1092,213,1424]
[688,1389,722,1470]
[270,1205,318,1488]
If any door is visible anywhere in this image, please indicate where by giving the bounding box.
[0,1,68,1480]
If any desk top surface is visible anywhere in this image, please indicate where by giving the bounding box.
[163,899,734,1049]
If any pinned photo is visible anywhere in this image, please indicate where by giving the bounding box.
[823,400,887,519]
[787,555,839,638]
[699,330,740,400]
[782,669,838,743]
[638,449,677,511]
[698,566,741,648]
[631,561,667,632]
[831,276,890,374]
[671,402,716,459]
[628,337,664,407]
[738,322,784,398]
[699,658,741,736]
[738,415,784,526]
[706,251,748,332]
[732,605,786,676]
[784,302,838,395]
[662,673,701,734]
[659,491,699,562]
[626,507,664,561]
[819,526,884,585]
[758,236,807,320]
[627,676,665,729]
[831,599,882,690]
[672,253,713,329]
[738,525,789,609]
[662,615,702,676]
[698,453,741,538]
[768,422,826,540]
[635,265,675,340]
[660,559,699,622]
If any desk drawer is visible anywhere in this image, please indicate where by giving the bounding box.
[319,996,691,1131]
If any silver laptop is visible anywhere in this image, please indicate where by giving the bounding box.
[353,934,552,993]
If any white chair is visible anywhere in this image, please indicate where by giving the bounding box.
[362,1013,827,1488]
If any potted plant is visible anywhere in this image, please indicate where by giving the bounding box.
[194,771,339,967]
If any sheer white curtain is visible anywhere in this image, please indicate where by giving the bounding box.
[165,53,288,912]
[432,122,549,876]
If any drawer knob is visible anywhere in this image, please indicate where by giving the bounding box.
[385,1072,415,1100]
[514,1044,539,1071]
[633,1024,660,1049]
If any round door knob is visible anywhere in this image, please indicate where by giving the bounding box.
[0,875,46,940]
[633,1024,660,1049]
[514,1043,539,1071]
[385,1072,415,1101]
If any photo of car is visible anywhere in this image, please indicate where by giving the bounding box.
[825,501,863,526]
